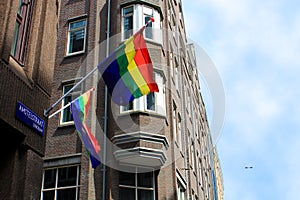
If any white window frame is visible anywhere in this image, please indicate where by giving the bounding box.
[41,165,81,200]
[143,6,154,40]
[120,71,166,116]
[121,4,161,43]
[66,18,87,56]
[122,5,135,40]
[119,167,156,200]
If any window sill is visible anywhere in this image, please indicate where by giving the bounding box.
[58,121,75,128]
[119,110,166,119]
[64,51,85,58]
[8,56,33,87]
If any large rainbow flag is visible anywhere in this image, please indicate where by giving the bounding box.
[98,19,159,105]
[71,88,101,168]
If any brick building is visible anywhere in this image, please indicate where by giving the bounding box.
[0,0,57,199]
[42,0,222,200]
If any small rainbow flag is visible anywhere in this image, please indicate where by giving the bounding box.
[71,88,101,168]
[98,19,159,105]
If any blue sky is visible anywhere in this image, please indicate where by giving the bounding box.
[182,0,300,199]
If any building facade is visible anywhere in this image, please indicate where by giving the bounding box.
[43,0,222,200]
[0,0,57,199]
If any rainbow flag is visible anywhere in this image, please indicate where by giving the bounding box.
[98,22,159,105]
[71,88,101,168]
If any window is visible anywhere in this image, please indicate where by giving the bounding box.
[67,19,87,55]
[177,114,182,149]
[172,102,177,142]
[177,180,185,200]
[121,5,161,42]
[60,82,82,124]
[11,0,34,64]
[119,168,155,200]
[121,100,134,112]
[190,139,196,171]
[120,72,166,115]
[198,158,204,186]
[143,6,153,39]
[147,92,155,111]
[123,6,134,40]
[41,165,80,200]
[174,57,179,91]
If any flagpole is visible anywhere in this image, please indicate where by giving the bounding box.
[44,66,98,117]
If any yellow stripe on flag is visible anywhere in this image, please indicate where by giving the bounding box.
[124,37,136,62]
[127,60,150,95]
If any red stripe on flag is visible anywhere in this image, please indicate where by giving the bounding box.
[133,32,159,92]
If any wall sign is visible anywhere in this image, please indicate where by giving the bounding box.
[16,101,45,135]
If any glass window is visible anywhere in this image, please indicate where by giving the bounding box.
[123,6,134,39]
[143,6,154,39]
[60,82,82,124]
[121,101,134,112]
[67,19,87,55]
[119,188,135,200]
[173,102,177,142]
[177,180,185,200]
[177,114,182,149]
[41,166,80,200]
[122,5,161,42]
[11,0,34,64]
[119,171,135,186]
[146,92,155,111]
[119,168,155,200]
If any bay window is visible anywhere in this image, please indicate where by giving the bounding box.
[120,71,166,116]
[122,5,161,42]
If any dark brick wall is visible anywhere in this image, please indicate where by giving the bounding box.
[0,0,57,199]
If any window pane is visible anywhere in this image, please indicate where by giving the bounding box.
[17,0,23,15]
[122,101,133,112]
[119,188,135,200]
[123,6,133,16]
[43,169,56,189]
[68,20,86,54]
[42,190,55,200]
[11,22,21,57]
[69,29,85,53]
[61,83,81,123]
[57,188,76,200]
[138,172,153,188]
[62,95,73,122]
[138,189,154,200]
[146,93,155,111]
[70,20,86,30]
[123,7,133,39]
[145,16,153,39]
[119,171,135,186]
[57,166,77,187]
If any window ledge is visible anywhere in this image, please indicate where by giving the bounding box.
[119,110,166,119]
[64,51,85,58]
[58,121,75,128]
